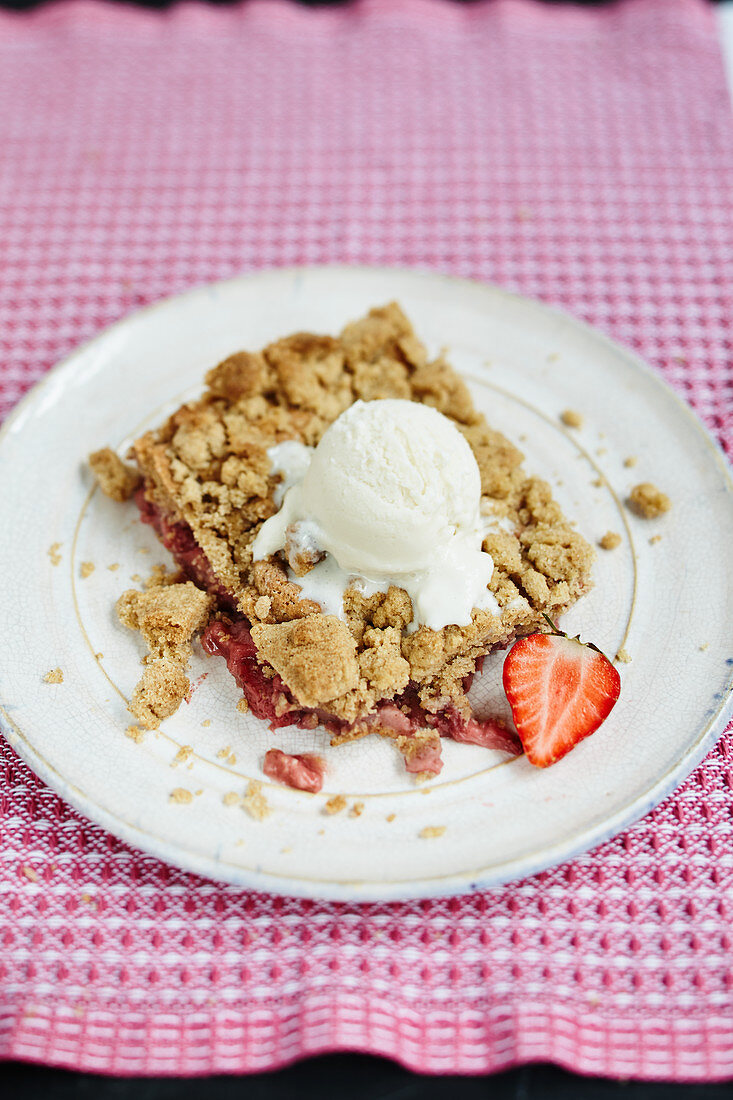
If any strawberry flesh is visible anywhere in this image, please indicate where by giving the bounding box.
[502,632,620,767]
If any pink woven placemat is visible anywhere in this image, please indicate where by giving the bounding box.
[1,0,732,1080]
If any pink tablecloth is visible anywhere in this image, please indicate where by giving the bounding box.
[1,0,732,1080]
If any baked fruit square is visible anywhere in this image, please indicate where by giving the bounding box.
[98,303,594,781]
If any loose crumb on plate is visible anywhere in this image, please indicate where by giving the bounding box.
[350,801,365,818]
[216,746,232,760]
[242,780,271,821]
[125,725,145,744]
[420,826,446,839]
[386,813,396,822]
[169,788,193,805]
[599,531,622,551]
[108,563,120,572]
[201,719,212,728]
[89,447,141,502]
[628,482,671,519]
[43,668,63,684]
[48,542,62,566]
[80,561,95,579]
[171,745,193,767]
[615,648,632,664]
[560,409,584,429]
[699,642,710,652]
[236,697,249,714]
[222,791,240,807]
[592,477,605,489]
[324,795,347,816]
[624,456,638,468]
[649,534,662,545]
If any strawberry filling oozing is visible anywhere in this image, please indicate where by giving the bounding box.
[136,490,521,781]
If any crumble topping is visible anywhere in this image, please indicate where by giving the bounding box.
[599,531,622,551]
[107,303,593,740]
[117,578,215,728]
[560,409,583,429]
[169,788,193,804]
[43,668,64,684]
[324,795,347,815]
[628,482,671,519]
[242,780,271,820]
[89,447,141,502]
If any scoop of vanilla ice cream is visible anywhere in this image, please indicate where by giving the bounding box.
[253,399,498,630]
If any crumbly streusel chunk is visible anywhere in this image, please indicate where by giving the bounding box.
[117,578,215,728]
[628,482,671,519]
[89,447,141,502]
[126,303,594,724]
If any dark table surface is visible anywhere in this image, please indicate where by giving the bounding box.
[5,1056,733,1098]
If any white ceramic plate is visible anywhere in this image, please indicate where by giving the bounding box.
[1,267,732,901]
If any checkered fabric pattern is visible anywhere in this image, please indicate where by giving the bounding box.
[1,0,732,1079]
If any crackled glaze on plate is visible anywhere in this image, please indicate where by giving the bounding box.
[1,267,732,900]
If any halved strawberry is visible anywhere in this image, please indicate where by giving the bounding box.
[502,620,621,768]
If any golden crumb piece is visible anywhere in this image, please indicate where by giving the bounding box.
[324,795,347,816]
[80,561,95,579]
[242,780,271,821]
[236,697,249,714]
[222,791,240,807]
[624,456,638,468]
[201,719,212,728]
[171,745,193,767]
[22,866,39,882]
[89,447,141,502]
[216,746,232,759]
[124,725,145,744]
[48,542,62,566]
[699,642,710,652]
[169,788,193,805]
[419,826,446,839]
[43,668,63,684]
[615,648,632,664]
[592,477,605,489]
[227,753,237,766]
[599,531,622,551]
[108,563,120,572]
[350,801,365,818]
[386,813,396,823]
[117,582,214,661]
[649,534,662,545]
[129,658,189,729]
[628,483,671,519]
[560,409,584,429]
[253,595,272,620]
[251,616,360,708]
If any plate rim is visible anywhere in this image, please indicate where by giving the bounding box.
[1,264,732,901]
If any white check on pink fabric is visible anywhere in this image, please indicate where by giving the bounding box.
[1,0,732,1079]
